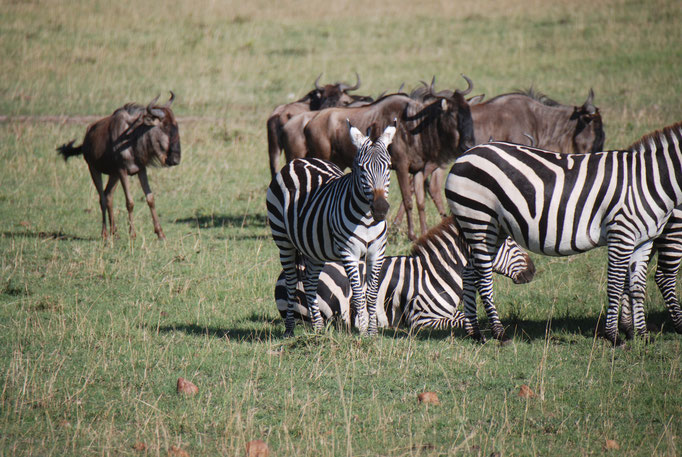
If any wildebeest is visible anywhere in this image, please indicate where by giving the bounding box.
[266,73,364,178]
[302,75,475,240]
[424,87,605,220]
[57,92,180,240]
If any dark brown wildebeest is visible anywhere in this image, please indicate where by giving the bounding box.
[303,75,475,241]
[423,87,605,220]
[280,96,377,163]
[57,92,180,240]
[266,73,364,178]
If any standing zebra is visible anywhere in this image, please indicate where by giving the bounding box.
[267,122,395,337]
[445,121,682,346]
[274,217,535,331]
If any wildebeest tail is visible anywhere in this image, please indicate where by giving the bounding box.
[56,140,83,161]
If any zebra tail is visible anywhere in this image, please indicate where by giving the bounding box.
[56,140,83,162]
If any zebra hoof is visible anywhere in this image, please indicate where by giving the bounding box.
[470,333,486,344]
[499,337,513,347]
[283,328,295,339]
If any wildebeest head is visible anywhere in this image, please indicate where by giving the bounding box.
[139,92,181,167]
[307,73,362,110]
[570,89,605,154]
[349,120,396,222]
[425,75,476,153]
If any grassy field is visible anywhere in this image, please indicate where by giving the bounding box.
[1,0,681,455]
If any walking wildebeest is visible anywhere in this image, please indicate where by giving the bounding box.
[303,75,475,241]
[266,73,365,178]
[57,92,180,240]
[424,87,605,219]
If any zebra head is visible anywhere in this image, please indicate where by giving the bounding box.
[348,120,396,222]
[493,237,536,284]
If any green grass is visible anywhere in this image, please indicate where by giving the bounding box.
[1,0,681,455]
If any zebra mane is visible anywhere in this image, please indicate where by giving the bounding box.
[627,121,682,151]
[410,216,469,257]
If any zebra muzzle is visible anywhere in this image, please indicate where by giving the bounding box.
[370,191,390,221]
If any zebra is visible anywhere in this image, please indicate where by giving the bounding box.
[266,121,395,337]
[619,204,682,338]
[273,217,535,331]
[444,121,682,346]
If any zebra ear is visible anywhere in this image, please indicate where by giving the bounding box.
[348,119,368,149]
[378,124,397,147]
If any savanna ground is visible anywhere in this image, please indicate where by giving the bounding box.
[0,0,680,455]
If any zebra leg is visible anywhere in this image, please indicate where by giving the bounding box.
[628,242,654,341]
[654,252,682,334]
[462,265,485,342]
[618,274,635,340]
[365,255,385,336]
[474,257,508,341]
[604,245,630,346]
[343,259,368,335]
[302,259,325,332]
[278,245,300,338]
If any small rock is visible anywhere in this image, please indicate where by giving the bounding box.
[176,377,198,396]
[246,439,269,457]
[169,445,190,457]
[604,439,620,450]
[417,392,440,405]
[518,384,535,398]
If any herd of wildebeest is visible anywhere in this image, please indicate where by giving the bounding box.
[57,73,682,346]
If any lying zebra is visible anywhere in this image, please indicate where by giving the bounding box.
[274,217,535,331]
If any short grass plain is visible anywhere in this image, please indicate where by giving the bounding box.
[1,0,680,455]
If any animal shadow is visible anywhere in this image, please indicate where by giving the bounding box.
[174,212,267,230]
[2,230,93,241]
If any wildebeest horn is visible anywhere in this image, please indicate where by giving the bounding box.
[455,74,474,96]
[340,72,361,92]
[163,91,175,108]
[314,73,323,90]
[147,94,160,110]
[582,88,596,114]
[523,133,537,147]
[426,76,437,97]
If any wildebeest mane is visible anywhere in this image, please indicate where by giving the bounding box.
[488,87,560,107]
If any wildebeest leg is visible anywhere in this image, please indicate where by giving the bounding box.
[103,174,120,238]
[137,168,165,240]
[395,165,417,241]
[414,171,428,236]
[426,165,448,218]
[391,175,412,227]
[117,171,137,239]
[87,166,108,239]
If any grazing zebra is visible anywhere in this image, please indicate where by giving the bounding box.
[274,217,535,331]
[266,122,395,337]
[445,121,682,345]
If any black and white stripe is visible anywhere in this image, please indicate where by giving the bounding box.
[266,123,395,336]
[274,217,535,331]
[445,122,682,345]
